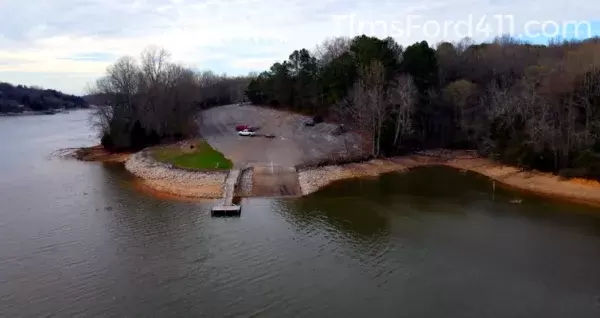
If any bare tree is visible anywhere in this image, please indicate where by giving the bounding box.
[582,68,600,139]
[139,47,171,135]
[140,46,170,86]
[338,60,388,157]
[91,47,202,150]
[388,74,417,147]
[93,56,141,148]
[314,37,351,66]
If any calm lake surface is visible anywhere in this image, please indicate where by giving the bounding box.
[1,110,600,317]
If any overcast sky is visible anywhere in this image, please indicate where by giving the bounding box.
[1,0,599,95]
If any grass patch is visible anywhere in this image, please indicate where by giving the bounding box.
[151,140,233,170]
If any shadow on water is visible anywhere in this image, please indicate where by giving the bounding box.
[281,166,600,242]
[279,167,489,240]
[268,167,600,318]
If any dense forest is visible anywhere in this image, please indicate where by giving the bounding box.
[93,47,251,151]
[246,36,600,178]
[0,82,87,113]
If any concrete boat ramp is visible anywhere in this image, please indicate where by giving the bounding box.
[211,164,302,216]
[211,169,242,216]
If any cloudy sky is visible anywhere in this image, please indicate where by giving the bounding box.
[1,0,599,95]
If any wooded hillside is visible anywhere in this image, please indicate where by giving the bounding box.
[246,36,600,178]
[0,82,87,113]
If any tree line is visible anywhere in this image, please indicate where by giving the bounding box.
[0,82,87,113]
[246,36,600,178]
[93,47,251,151]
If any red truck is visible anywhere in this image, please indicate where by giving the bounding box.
[235,125,249,132]
[236,125,259,132]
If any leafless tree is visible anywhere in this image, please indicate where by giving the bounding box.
[93,56,141,148]
[388,74,417,147]
[140,46,170,87]
[338,60,388,157]
[314,37,351,66]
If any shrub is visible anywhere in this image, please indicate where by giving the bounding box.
[100,133,114,150]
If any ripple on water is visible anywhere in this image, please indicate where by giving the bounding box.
[2,112,600,316]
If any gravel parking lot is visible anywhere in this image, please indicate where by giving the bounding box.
[199,104,364,168]
[199,104,365,196]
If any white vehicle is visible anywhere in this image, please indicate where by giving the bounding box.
[238,129,255,137]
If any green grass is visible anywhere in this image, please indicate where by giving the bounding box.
[151,140,233,170]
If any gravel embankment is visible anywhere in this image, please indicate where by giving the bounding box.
[298,159,412,195]
[125,151,227,199]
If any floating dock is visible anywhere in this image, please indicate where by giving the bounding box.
[211,205,241,216]
[212,169,242,217]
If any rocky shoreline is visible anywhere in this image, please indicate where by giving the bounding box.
[125,151,228,199]
[298,150,600,207]
[71,145,600,207]
[298,159,411,195]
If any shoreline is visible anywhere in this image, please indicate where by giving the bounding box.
[443,155,600,207]
[298,150,600,207]
[124,150,227,199]
[72,145,600,206]
[0,108,87,117]
[59,145,132,163]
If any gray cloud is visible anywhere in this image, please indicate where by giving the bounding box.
[0,0,598,94]
[59,52,116,61]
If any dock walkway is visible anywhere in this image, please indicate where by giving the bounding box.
[212,169,242,216]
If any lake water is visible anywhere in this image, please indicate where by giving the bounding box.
[1,110,600,317]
